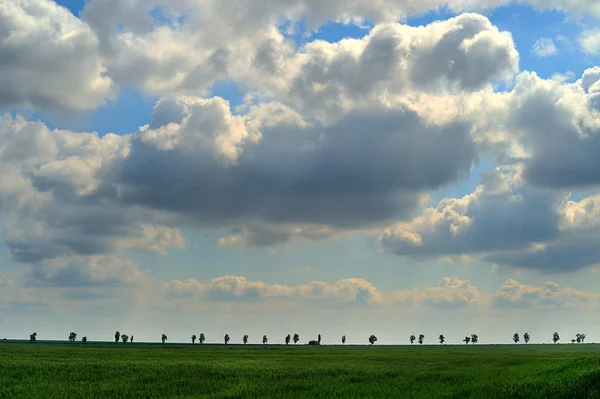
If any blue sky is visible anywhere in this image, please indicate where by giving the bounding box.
[1,0,600,344]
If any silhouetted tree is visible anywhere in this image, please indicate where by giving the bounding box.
[263,335,268,345]
[308,340,319,346]
[243,335,249,344]
[30,333,37,342]
[471,334,478,345]
[463,336,471,345]
[513,333,520,344]
[224,334,230,344]
[318,334,322,344]
[582,333,587,343]
[553,332,560,344]
[342,335,346,345]
[410,335,416,345]
[524,333,530,344]
[576,333,582,343]
[293,333,299,344]
[130,336,134,343]
[285,334,291,345]
[439,334,445,345]
[82,336,87,343]
[191,335,197,344]
[571,339,576,344]
[162,334,167,344]
[418,334,425,345]
[115,331,120,343]
[69,332,77,342]
[199,333,205,344]
[369,335,377,345]
[122,335,129,343]
[579,333,587,343]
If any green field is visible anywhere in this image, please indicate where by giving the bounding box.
[2,341,600,398]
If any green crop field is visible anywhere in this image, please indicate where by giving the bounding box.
[2,341,600,398]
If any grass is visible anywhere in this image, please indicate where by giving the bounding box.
[2,341,600,398]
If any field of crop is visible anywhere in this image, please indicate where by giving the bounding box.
[2,341,600,398]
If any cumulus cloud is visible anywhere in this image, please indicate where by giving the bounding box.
[380,165,563,260]
[531,38,557,57]
[381,159,600,273]
[0,0,114,112]
[508,69,600,188]
[244,14,518,122]
[0,114,186,262]
[98,95,475,247]
[164,276,383,304]
[579,29,600,54]
[27,256,150,288]
[392,277,481,308]
[493,278,598,309]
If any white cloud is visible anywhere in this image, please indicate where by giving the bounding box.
[493,278,598,309]
[531,38,557,57]
[579,29,600,54]
[0,0,114,112]
[164,276,384,304]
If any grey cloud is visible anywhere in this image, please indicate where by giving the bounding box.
[26,256,150,288]
[108,99,476,235]
[380,166,562,259]
[408,14,518,91]
[506,70,600,189]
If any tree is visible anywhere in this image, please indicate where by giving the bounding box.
[263,335,268,345]
[69,332,77,342]
[571,339,576,344]
[224,334,230,344]
[581,333,587,343]
[82,336,87,343]
[162,334,167,344]
[369,335,377,345]
[318,334,322,344]
[553,332,560,344]
[121,334,129,343]
[199,333,205,344]
[293,333,299,345]
[513,333,520,344]
[418,334,425,345]
[342,335,346,345]
[30,333,37,342]
[410,335,416,345]
[438,334,445,345]
[524,333,530,344]
[463,336,471,345]
[130,336,134,343]
[285,334,291,345]
[243,335,249,344]
[115,331,120,343]
[191,335,197,344]
[577,333,587,343]
[471,334,478,345]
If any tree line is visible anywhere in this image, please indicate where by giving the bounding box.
[26,331,590,345]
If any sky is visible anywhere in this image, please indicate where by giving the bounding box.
[1,0,600,346]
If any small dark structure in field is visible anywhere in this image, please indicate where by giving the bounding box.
[308,340,320,346]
